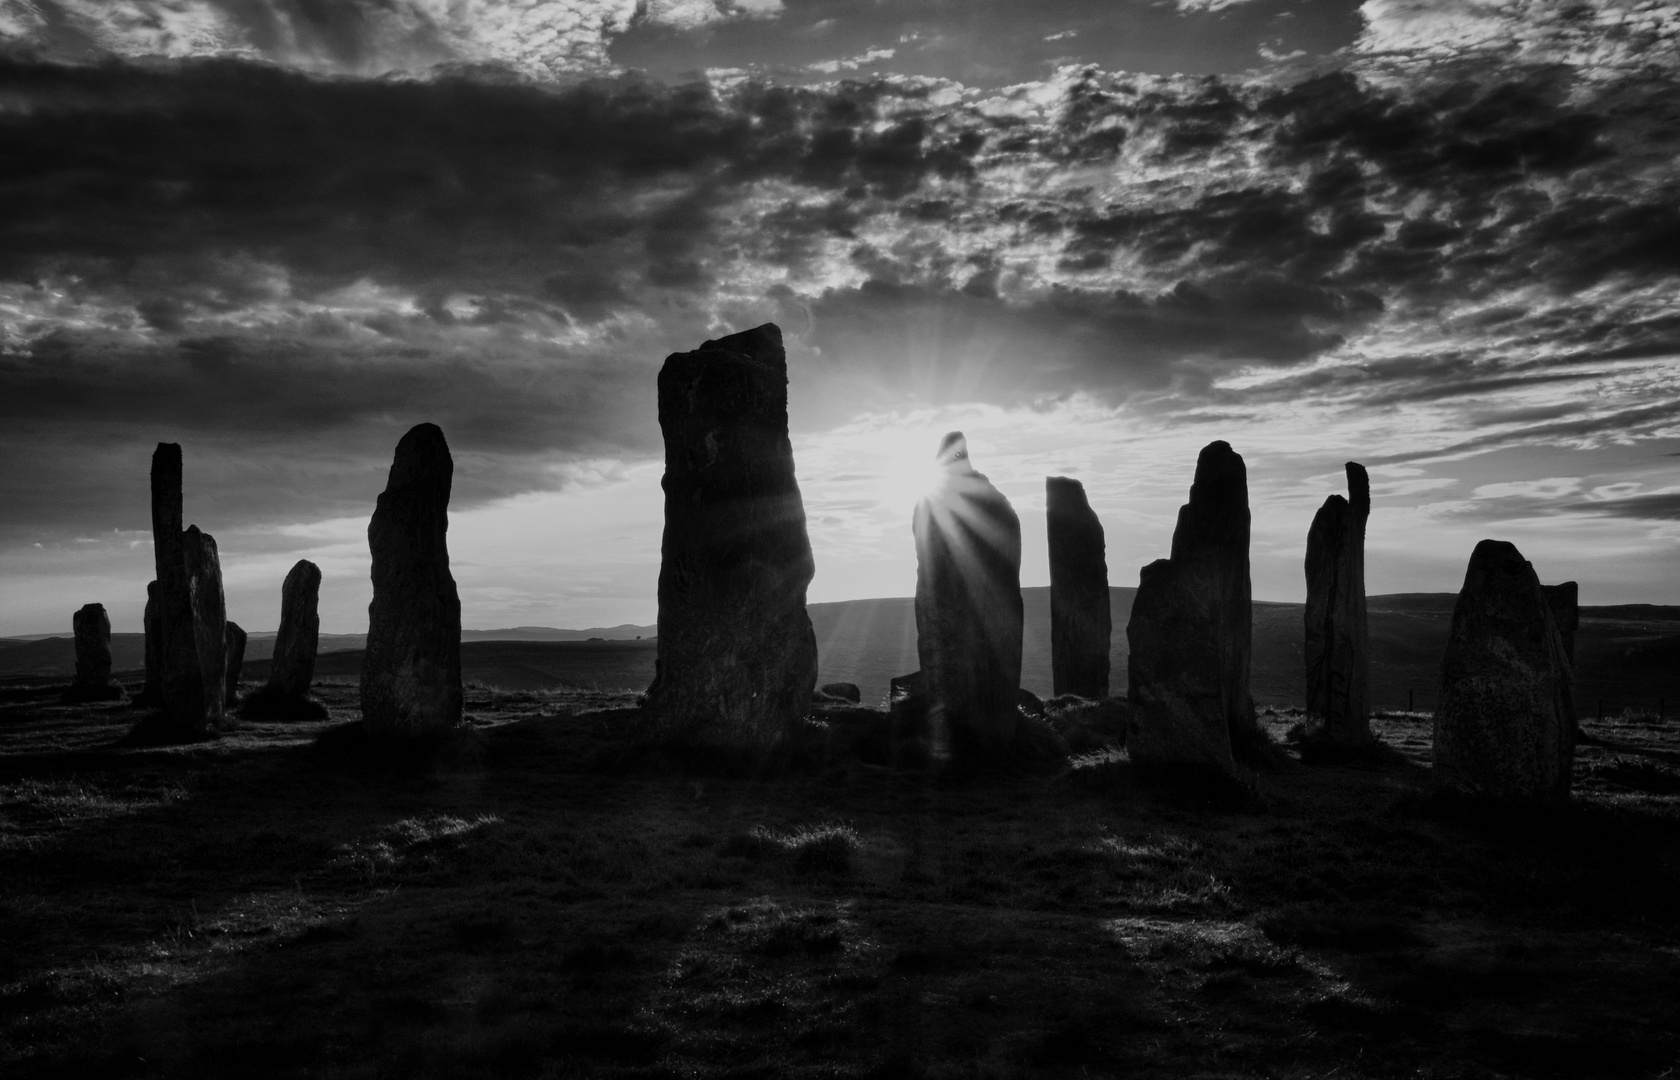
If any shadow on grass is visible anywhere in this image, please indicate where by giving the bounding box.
[309,720,486,776]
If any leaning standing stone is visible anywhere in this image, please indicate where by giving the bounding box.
[1432,539,1575,803]
[642,324,818,753]
[224,621,247,708]
[63,602,123,702]
[1302,462,1372,747]
[1126,440,1255,774]
[914,432,1024,759]
[1046,476,1110,700]
[360,423,463,738]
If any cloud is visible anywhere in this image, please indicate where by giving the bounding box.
[1356,0,1680,74]
[0,0,792,78]
[1175,0,1266,11]
[2,38,1679,551]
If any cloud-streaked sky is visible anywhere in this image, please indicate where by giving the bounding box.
[1,0,1676,635]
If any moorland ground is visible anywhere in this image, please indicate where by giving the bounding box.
[1,675,1678,1079]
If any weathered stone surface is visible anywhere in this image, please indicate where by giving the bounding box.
[819,682,862,704]
[146,443,228,735]
[1303,462,1372,746]
[152,443,202,725]
[224,621,247,708]
[1126,440,1255,774]
[642,324,818,752]
[1433,539,1575,803]
[913,432,1024,759]
[1047,476,1110,699]
[1544,581,1579,667]
[63,602,123,702]
[361,423,463,738]
[152,443,183,581]
[177,525,228,729]
[272,560,322,699]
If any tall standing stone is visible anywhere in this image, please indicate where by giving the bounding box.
[147,444,227,735]
[913,432,1024,758]
[642,324,818,752]
[360,423,462,738]
[1046,476,1110,700]
[1433,540,1575,803]
[224,621,247,708]
[151,444,193,717]
[63,602,123,702]
[1126,441,1256,774]
[171,525,228,729]
[1303,462,1372,746]
[275,560,323,699]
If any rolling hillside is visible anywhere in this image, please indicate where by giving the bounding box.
[7,591,1677,713]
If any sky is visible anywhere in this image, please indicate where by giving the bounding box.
[0,0,1676,635]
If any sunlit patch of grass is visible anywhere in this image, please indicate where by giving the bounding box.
[330,814,504,883]
[1120,866,1233,914]
[717,823,863,876]
[1587,756,1680,795]
[0,777,190,849]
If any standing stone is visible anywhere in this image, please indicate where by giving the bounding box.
[1126,441,1256,774]
[1047,476,1110,699]
[152,443,196,721]
[1302,462,1372,746]
[224,621,247,708]
[243,560,326,719]
[276,560,323,699]
[147,444,228,736]
[1543,581,1579,668]
[1433,540,1575,803]
[913,432,1023,759]
[360,423,463,738]
[172,525,228,730]
[63,602,123,702]
[642,324,818,752]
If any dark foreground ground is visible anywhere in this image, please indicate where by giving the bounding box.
[2,681,1678,1079]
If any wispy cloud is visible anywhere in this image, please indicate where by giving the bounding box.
[1,0,1678,628]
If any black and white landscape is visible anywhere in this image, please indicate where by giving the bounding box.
[2,1,1679,1077]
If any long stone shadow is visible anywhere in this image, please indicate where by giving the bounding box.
[5,702,1680,1078]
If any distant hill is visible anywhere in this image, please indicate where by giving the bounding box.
[461,625,654,642]
[7,591,1676,714]
[0,633,367,678]
[240,639,661,695]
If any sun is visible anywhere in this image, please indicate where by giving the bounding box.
[873,434,952,513]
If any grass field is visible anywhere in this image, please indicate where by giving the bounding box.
[1,678,1678,1078]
